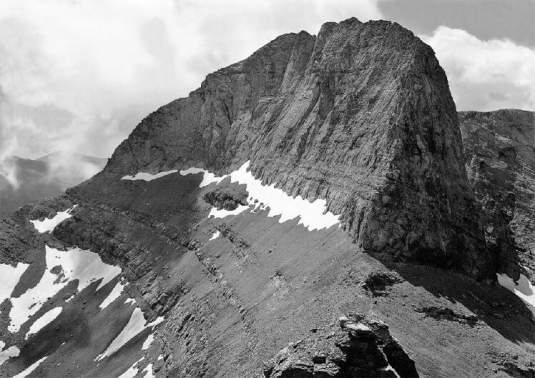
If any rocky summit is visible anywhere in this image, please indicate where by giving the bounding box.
[0,18,535,378]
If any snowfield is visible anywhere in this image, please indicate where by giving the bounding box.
[0,341,20,366]
[143,363,155,378]
[121,170,177,181]
[497,273,535,308]
[0,262,29,304]
[118,357,144,378]
[209,204,249,218]
[25,307,63,339]
[142,334,154,350]
[96,307,164,361]
[12,356,47,378]
[180,161,340,230]
[179,167,226,187]
[99,281,125,310]
[209,231,221,240]
[30,205,77,233]
[8,246,121,333]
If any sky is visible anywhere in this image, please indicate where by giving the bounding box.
[0,0,533,184]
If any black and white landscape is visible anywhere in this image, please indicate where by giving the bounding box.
[0,2,534,378]
[0,153,106,218]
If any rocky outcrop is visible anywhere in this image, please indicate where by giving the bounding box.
[499,362,535,378]
[459,110,535,281]
[97,18,491,279]
[415,306,478,326]
[363,271,402,296]
[263,314,419,378]
[203,182,248,210]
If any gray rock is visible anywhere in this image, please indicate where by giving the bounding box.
[459,109,535,281]
[264,313,418,378]
[103,18,492,279]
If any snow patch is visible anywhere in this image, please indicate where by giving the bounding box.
[0,262,28,304]
[147,316,164,328]
[121,170,177,181]
[125,298,136,306]
[96,308,164,361]
[497,273,535,308]
[25,307,62,339]
[95,308,146,361]
[0,342,20,366]
[8,246,120,333]
[99,282,125,310]
[381,365,401,378]
[143,363,155,378]
[209,231,220,241]
[142,334,154,350]
[30,205,77,233]
[117,357,143,378]
[12,356,47,378]
[208,205,249,219]
[180,162,340,230]
[179,167,226,187]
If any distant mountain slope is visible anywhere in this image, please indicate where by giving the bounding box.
[0,153,106,217]
[460,109,535,280]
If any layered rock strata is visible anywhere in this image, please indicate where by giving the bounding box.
[102,17,491,278]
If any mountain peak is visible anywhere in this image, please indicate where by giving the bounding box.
[100,18,490,278]
[1,17,535,378]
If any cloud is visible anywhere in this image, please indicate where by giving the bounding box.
[0,148,19,189]
[43,152,105,187]
[379,0,535,48]
[0,1,532,183]
[422,26,535,111]
[0,0,381,159]
[0,0,381,188]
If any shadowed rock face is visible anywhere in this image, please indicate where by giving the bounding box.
[459,110,535,281]
[102,17,491,279]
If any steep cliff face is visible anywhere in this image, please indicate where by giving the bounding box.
[459,109,535,281]
[104,17,490,278]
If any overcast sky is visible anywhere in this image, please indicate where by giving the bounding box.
[0,0,533,169]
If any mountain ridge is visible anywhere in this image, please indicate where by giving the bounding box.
[0,17,534,378]
[98,17,492,279]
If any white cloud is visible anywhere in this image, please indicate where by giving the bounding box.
[1,1,532,193]
[0,0,381,162]
[0,0,381,189]
[423,26,535,111]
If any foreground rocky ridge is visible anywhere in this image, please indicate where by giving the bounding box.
[0,18,534,378]
[264,314,419,377]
